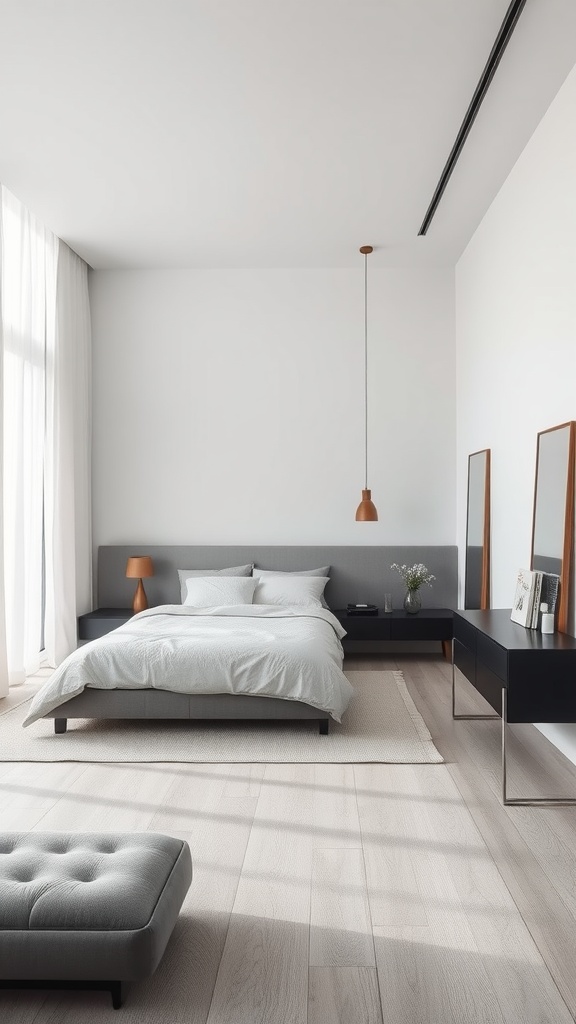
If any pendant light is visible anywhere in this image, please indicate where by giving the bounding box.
[355,245,378,521]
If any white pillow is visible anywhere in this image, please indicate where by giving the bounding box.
[253,575,329,607]
[177,564,253,603]
[184,576,257,608]
[253,566,331,608]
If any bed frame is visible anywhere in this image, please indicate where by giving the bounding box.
[46,544,457,736]
[45,690,331,734]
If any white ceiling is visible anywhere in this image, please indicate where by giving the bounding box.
[1,0,575,269]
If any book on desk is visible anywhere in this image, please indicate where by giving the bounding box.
[510,568,559,628]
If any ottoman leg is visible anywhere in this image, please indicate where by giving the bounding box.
[319,719,329,735]
[54,718,67,734]
[110,981,122,1009]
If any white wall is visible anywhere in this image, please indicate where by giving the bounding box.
[456,63,576,761]
[90,267,455,548]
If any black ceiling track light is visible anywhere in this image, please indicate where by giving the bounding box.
[418,0,528,236]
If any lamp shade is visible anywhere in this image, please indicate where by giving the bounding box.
[355,489,378,522]
[126,556,154,579]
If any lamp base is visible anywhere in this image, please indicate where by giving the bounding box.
[132,578,148,614]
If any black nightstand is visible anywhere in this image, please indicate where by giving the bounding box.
[334,608,453,658]
[77,608,133,641]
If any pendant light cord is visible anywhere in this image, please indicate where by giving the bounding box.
[364,251,368,490]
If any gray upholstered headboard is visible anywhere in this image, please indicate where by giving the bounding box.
[97,545,458,610]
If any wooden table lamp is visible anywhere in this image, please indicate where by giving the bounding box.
[125,556,154,613]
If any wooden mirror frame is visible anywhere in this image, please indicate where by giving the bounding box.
[530,421,576,634]
[464,449,491,610]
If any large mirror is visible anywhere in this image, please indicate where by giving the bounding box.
[465,449,491,609]
[531,421,575,633]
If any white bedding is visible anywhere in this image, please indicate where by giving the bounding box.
[23,604,353,726]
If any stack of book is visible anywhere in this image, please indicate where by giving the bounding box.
[510,568,559,628]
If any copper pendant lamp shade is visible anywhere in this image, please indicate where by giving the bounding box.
[356,488,378,522]
[125,555,154,613]
[356,246,378,521]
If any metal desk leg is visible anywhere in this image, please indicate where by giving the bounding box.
[451,639,500,721]
[502,687,576,805]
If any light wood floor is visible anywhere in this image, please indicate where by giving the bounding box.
[2,653,576,1022]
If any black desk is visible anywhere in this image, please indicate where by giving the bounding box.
[335,608,453,658]
[453,608,576,805]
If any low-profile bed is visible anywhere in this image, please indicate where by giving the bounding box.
[24,602,351,735]
[23,545,458,737]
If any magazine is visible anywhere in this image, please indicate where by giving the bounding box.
[540,572,560,617]
[511,569,560,629]
[510,568,537,627]
[530,572,543,628]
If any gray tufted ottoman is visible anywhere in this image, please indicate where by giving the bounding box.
[0,832,192,1009]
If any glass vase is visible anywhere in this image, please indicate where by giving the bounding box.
[403,588,421,614]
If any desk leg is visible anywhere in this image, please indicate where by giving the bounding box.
[501,688,576,805]
[452,640,500,721]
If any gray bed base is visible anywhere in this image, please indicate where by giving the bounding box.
[44,689,331,735]
[46,544,457,736]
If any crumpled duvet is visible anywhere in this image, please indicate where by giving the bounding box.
[23,604,353,726]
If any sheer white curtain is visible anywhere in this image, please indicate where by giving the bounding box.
[0,200,8,697]
[0,186,92,694]
[44,241,92,666]
[1,186,58,685]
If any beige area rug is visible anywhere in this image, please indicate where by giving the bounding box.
[0,670,443,764]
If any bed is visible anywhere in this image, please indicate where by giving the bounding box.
[23,603,353,735]
[24,544,458,736]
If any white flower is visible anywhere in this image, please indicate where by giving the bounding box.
[391,562,435,590]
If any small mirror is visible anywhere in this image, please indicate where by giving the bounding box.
[465,449,491,609]
[531,422,575,633]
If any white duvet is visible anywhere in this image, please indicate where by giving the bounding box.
[23,604,353,726]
